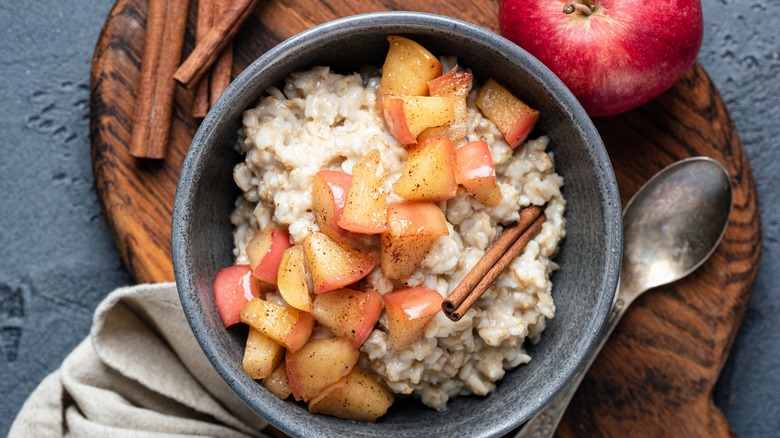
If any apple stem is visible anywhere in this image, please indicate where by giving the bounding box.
[563,2,594,16]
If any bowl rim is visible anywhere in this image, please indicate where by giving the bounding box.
[173,10,622,438]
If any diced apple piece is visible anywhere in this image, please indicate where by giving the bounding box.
[383,286,444,350]
[455,140,502,207]
[277,245,312,311]
[338,150,388,234]
[286,337,360,402]
[380,35,442,96]
[263,361,291,400]
[213,265,261,327]
[428,67,473,96]
[240,298,314,352]
[382,94,456,145]
[392,135,457,202]
[303,231,377,294]
[243,327,284,380]
[308,366,394,422]
[312,170,353,242]
[420,68,472,141]
[476,78,539,148]
[311,288,382,348]
[245,227,293,284]
[380,202,449,280]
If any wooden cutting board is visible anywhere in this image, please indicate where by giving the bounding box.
[90,0,761,436]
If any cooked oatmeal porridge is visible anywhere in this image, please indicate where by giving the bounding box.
[230,65,566,410]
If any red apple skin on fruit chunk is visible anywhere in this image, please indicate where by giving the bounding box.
[382,94,456,145]
[245,227,293,285]
[498,0,702,117]
[380,35,442,96]
[303,231,377,294]
[308,366,394,422]
[384,286,444,351]
[422,68,472,141]
[277,245,312,312]
[213,265,261,327]
[286,337,360,402]
[239,297,314,352]
[475,78,538,149]
[312,170,352,242]
[311,288,383,348]
[393,135,458,202]
[242,327,284,380]
[263,361,292,400]
[338,150,388,234]
[380,202,449,280]
[455,140,502,207]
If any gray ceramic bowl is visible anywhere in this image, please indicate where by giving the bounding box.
[172,11,621,438]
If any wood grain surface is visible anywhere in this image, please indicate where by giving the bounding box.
[89,0,761,436]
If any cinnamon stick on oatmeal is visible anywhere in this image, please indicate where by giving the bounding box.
[174,0,261,89]
[443,205,546,321]
[209,0,234,106]
[129,0,191,159]
[191,0,214,118]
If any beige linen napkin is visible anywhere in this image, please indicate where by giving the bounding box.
[9,282,270,437]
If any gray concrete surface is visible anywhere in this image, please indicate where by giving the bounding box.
[0,0,777,436]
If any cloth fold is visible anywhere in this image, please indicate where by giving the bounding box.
[10,283,269,437]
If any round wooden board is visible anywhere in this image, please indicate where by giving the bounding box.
[90,0,761,436]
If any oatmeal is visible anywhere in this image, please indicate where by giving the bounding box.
[230,64,565,410]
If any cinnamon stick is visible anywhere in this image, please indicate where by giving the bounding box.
[174,0,261,89]
[209,0,234,106]
[443,205,546,321]
[129,0,191,159]
[191,0,214,118]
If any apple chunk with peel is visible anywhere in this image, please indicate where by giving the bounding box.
[420,68,472,142]
[384,286,444,350]
[338,150,388,234]
[303,231,377,294]
[242,327,284,380]
[392,135,458,202]
[455,140,502,207]
[213,265,260,327]
[380,202,449,280]
[311,288,382,348]
[308,366,394,422]
[382,94,456,145]
[277,245,312,312]
[476,78,539,148]
[263,361,291,400]
[246,227,293,284]
[239,297,314,352]
[380,35,442,96]
[311,170,352,242]
[286,337,360,402]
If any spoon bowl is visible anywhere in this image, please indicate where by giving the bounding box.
[621,157,733,298]
[517,156,733,438]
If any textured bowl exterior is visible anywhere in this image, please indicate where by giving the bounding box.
[172,11,621,438]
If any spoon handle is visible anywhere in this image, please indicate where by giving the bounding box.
[514,294,632,438]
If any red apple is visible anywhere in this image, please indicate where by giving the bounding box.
[498,0,703,117]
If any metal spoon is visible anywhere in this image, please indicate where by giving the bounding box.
[516,156,733,438]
